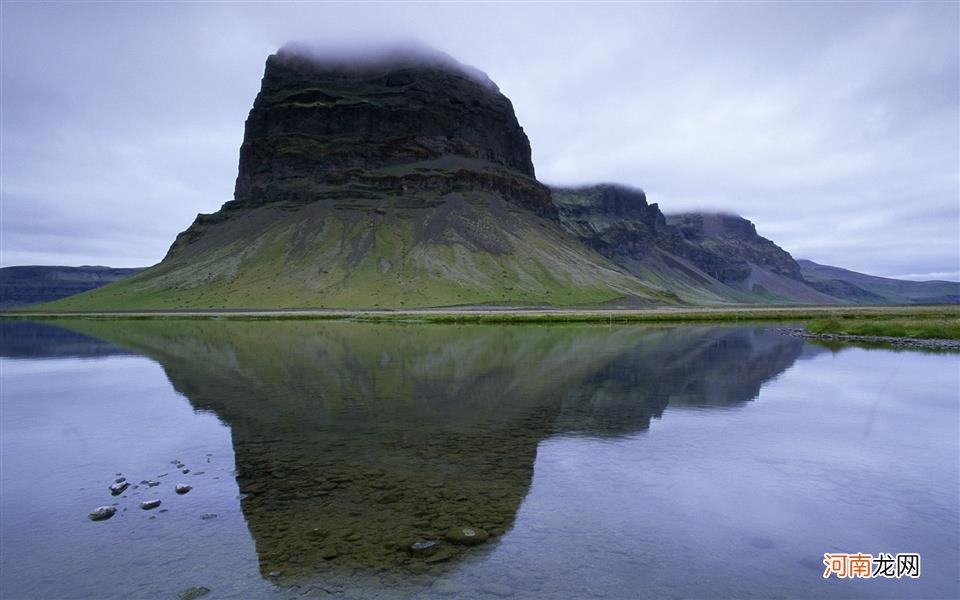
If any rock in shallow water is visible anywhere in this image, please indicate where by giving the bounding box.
[178,586,210,600]
[424,547,457,564]
[444,526,489,546]
[408,540,438,557]
[88,506,116,521]
[109,481,129,496]
[480,582,514,597]
[140,499,161,510]
[175,484,192,495]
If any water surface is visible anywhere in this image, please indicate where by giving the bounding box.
[1,320,957,599]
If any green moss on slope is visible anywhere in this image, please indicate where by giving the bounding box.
[40,194,677,311]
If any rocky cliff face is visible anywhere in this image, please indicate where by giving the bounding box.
[553,188,804,290]
[552,185,671,260]
[229,44,548,213]
[665,213,803,285]
[550,188,837,303]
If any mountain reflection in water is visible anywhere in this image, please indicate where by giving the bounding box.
[40,319,808,585]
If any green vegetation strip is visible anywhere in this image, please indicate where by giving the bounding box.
[806,316,960,340]
[2,305,958,335]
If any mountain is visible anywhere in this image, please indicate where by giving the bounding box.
[798,259,960,304]
[551,185,837,304]
[552,185,739,303]
[664,212,839,304]
[41,45,673,310]
[0,265,143,308]
[27,45,949,310]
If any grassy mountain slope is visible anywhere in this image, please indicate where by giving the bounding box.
[44,187,674,310]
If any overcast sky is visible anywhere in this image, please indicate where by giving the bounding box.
[2,2,958,280]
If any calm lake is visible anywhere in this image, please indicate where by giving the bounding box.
[0,320,957,599]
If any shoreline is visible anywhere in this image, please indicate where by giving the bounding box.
[776,326,960,350]
[2,305,958,348]
[0,305,960,332]
[1,304,956,320]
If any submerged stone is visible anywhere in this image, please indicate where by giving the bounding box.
[408,540,438,557]
[88,506,116,521]
[178,586,210,600]
[424,547,457,564]
[431,578,466,594]
[407,562,430,575]
[481,582,514,597]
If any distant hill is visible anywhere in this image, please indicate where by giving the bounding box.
[798,260,960,304]
[0,265,144,308]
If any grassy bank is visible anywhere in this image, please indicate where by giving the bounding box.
[806,316,960,340]
[2,304,958,331]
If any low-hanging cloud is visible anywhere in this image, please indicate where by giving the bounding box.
[1,2,957,280]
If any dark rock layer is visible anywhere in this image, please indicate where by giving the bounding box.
[666,213,803,285]
[550,186,832,302]
[552,184,674,261]
[231,45,545,212]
